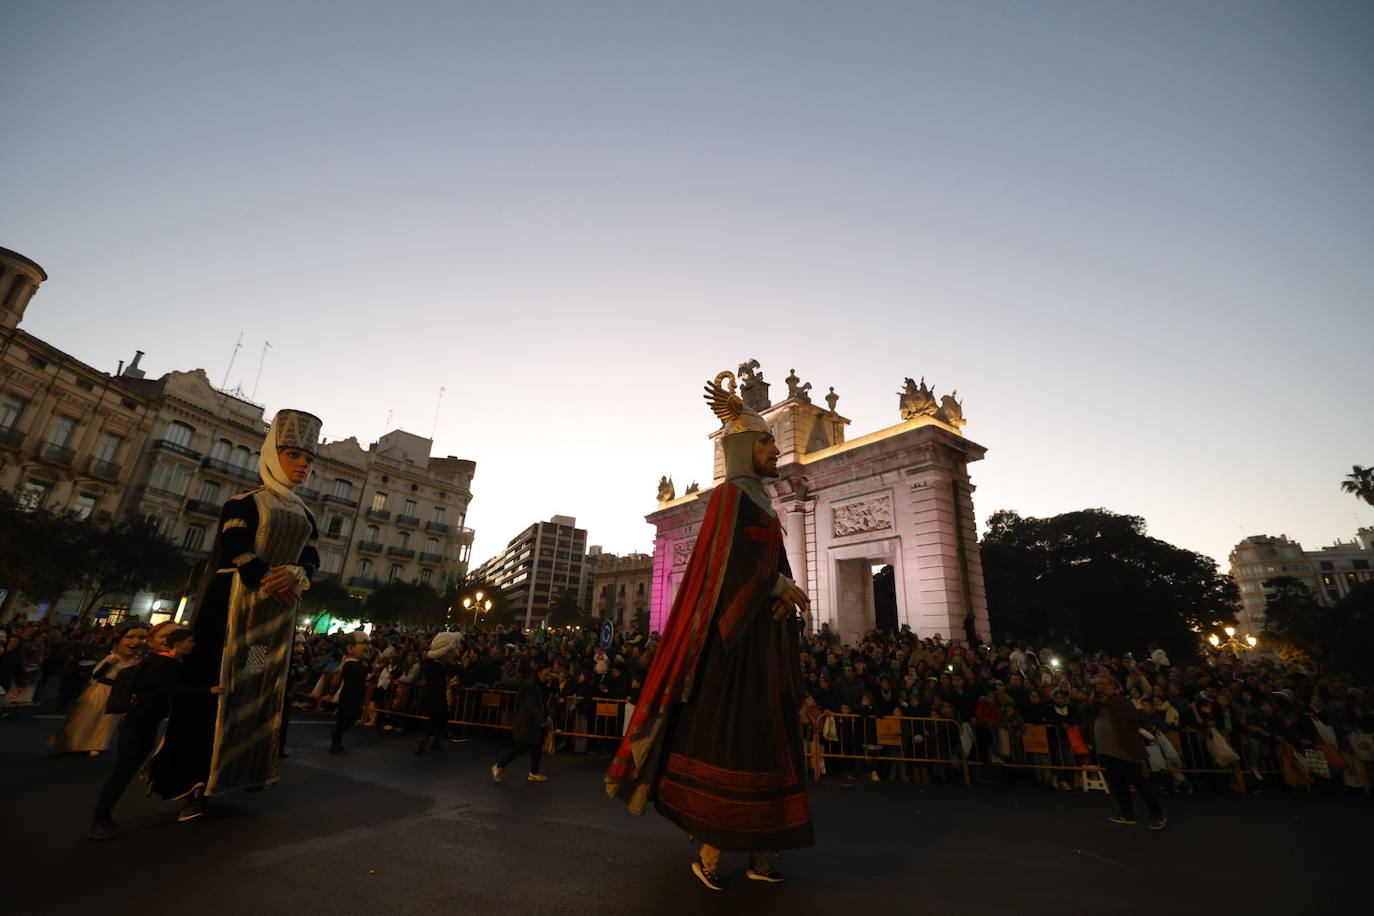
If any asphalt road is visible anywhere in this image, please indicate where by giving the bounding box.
[1,705,1365,916]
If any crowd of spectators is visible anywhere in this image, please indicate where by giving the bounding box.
[7,614,1373,796]
[794,623,1374,794]
[288,622,649,754]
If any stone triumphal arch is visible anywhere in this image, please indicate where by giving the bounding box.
[647,363,990,644]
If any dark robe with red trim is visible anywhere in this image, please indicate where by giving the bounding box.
[605,482,813,851]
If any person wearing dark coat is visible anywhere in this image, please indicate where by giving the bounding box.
[416,632,459,755]
[330,633,369,753]
[1083,673,1165,829]
[492,664,551,782]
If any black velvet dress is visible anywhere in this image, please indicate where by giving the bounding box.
[149,488,317,799]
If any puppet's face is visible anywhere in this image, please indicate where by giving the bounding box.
[752,433,780,478]
[278,447,315,484]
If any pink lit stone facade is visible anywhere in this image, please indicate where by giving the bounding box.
[648,379,989,644]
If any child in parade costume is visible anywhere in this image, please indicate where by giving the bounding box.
[89,625,221,839]
[148,409,322,821]
[606,370,813,891]
[330,631,370,753]
[50,622,148,755]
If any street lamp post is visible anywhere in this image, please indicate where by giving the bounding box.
[462,591,493,629]
[1208,625,1258,656]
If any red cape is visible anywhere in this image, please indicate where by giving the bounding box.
[605,482,778,813]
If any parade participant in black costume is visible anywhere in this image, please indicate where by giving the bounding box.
[149,409,321,820]
[89,625,220,839]
[416,632,459,755]
[330,632,369,753]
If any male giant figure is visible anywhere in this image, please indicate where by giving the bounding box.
[606,370,814,890]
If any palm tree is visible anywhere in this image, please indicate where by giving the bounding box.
[1340,465,1374,507]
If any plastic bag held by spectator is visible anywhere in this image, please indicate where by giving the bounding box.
[1206,728,1240,767]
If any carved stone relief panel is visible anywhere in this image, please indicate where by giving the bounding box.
[673,539,696,567]
[831,495,892,537]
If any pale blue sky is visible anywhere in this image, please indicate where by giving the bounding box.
[3,1,1371,567]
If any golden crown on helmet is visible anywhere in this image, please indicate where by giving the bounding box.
[703,371,770,437]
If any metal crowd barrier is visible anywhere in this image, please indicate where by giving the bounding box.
[296,682,632,743]
[805,713,1282,791]
[295,682,1285,790]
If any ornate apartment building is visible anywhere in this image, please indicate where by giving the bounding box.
[342,430,475,592]
[1,247,157,528]
[1,244,476,620]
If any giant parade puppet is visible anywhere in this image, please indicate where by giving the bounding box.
[606,370,813,890]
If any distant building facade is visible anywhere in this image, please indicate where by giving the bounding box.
[346,431,475,592]
[474,515,589,629]
[1229,528,1374,631]
[587,550,653,628]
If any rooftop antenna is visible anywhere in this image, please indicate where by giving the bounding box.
[220,331,244,389]
[251,340,272,401]
[384,409,393,431]
[430,385,446,439]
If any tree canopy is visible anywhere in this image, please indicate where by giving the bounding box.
[1262,576,1374,678]
[75,517,189,618]
[546,588,585,628]
[298,577,359,623]
[0,494,87,605]
[363,580,447,628]
[980,508,1238,659]
[0,496,187,617]
[1340,464,1374,506]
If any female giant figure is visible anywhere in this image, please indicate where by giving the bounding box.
[150,409,321,819]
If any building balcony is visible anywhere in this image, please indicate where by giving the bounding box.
[396,514,420,528]
[141,485,186,503]
[0,425,25,450]
[38,442,76,467]
[184,498,220,517]
[201,456,259,483]
[419,551,443,566]
[323,494,359,509]
[356,540,383,554]
[321,530,345,541]
[425,520,449,533]
[348,576,380,589]
[297,487,321,502]
[366,508,391,521]
[153,439,202,461]
[455,527,475,544]
[86,457,121,481]
[180,548,211,563]
[387,546,416,559]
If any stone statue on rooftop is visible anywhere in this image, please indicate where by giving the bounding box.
[936,392,966,430]
[784,368,812,403]
[737,359,772,412]
[825,387,839,412]
[899,377,937,419]
[657,476,676,503]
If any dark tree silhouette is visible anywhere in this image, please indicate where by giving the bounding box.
[980,508,1238,659]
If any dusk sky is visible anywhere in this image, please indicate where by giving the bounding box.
[3,1,1371,570]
